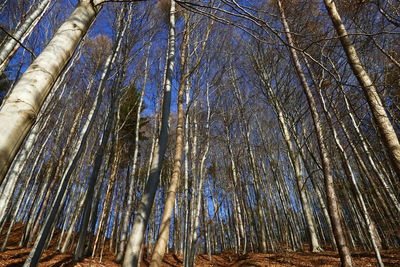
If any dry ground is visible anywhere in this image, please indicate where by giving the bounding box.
[0,247,399,266]
[1,224,399,266]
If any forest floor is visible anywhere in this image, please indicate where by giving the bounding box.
[1,224,400,266]
[0,246,400,266]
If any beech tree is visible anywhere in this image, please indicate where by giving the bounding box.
[0,0,145,183]
[0,1,398,267]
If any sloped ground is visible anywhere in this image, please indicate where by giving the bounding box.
[0,225,399,266]
[0,247,399,266]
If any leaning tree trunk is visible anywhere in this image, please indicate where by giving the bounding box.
[0,49,79,223]
[277,1,353,266]
[316,79,384,267]
[0,0,139,183]
[123,1,176,266]
[22,19,123,265]
[323,0,400,178]
[74,6,129,259]
[0,0,51,73]
[0,0,99,182]
[258,66,323,252]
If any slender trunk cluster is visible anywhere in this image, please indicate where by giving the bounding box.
[277,0,353,265]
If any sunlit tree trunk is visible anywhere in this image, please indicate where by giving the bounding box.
[0,51,78,224]
[277,1,353,266]
[150,11,188,267]
[0,0,141,182]
[307,58,384,266]
[323,0,400,178]
[0,0,51,73]
[123,1,176,266]
[187,87,211,267]
[0,0,100,182]
[22,20,122,265]
[74,7,129,258]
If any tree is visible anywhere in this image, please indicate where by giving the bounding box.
[123,1,176,266]
[323,0,400,178]
[276,0,353,266]
[0,0,51,73]
[0,0,146,184]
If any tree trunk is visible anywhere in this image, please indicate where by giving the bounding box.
[0,0,51,73]
[0,0,99,182]
[277,1,353,266]
[260,75,322,251]
[150,10,188,267]
[123,1,176,266]
[323,0,400,178]
[22,19,121,265]
[116,36,153,263]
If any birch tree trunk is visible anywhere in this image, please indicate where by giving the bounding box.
[323,0,400,178]
[277,1,353,266]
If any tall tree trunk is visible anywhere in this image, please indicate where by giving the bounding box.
[187,88,211,267]
[123,1,176,266]
[74,6,130,258]
[0,0,51,73]
[116,36,153,263]
[0,0,136,181]
[0,0,99,182]
[259,73,322,251]
[310,61,384,266]
[277,1,353,266]
[150,11,188,267]
[323,0,400,178]
[22,20,122,265]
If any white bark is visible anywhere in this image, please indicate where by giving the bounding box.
[0,0,99,181]
[123,1,176,266]
[23,21,121,265]
[75,7,130,259]
[0,0,52,72]
[317,85,384,267]
[323,0,400,177]
[187,86,211,267]
[277,1,353,265]
[258,71,322,251]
